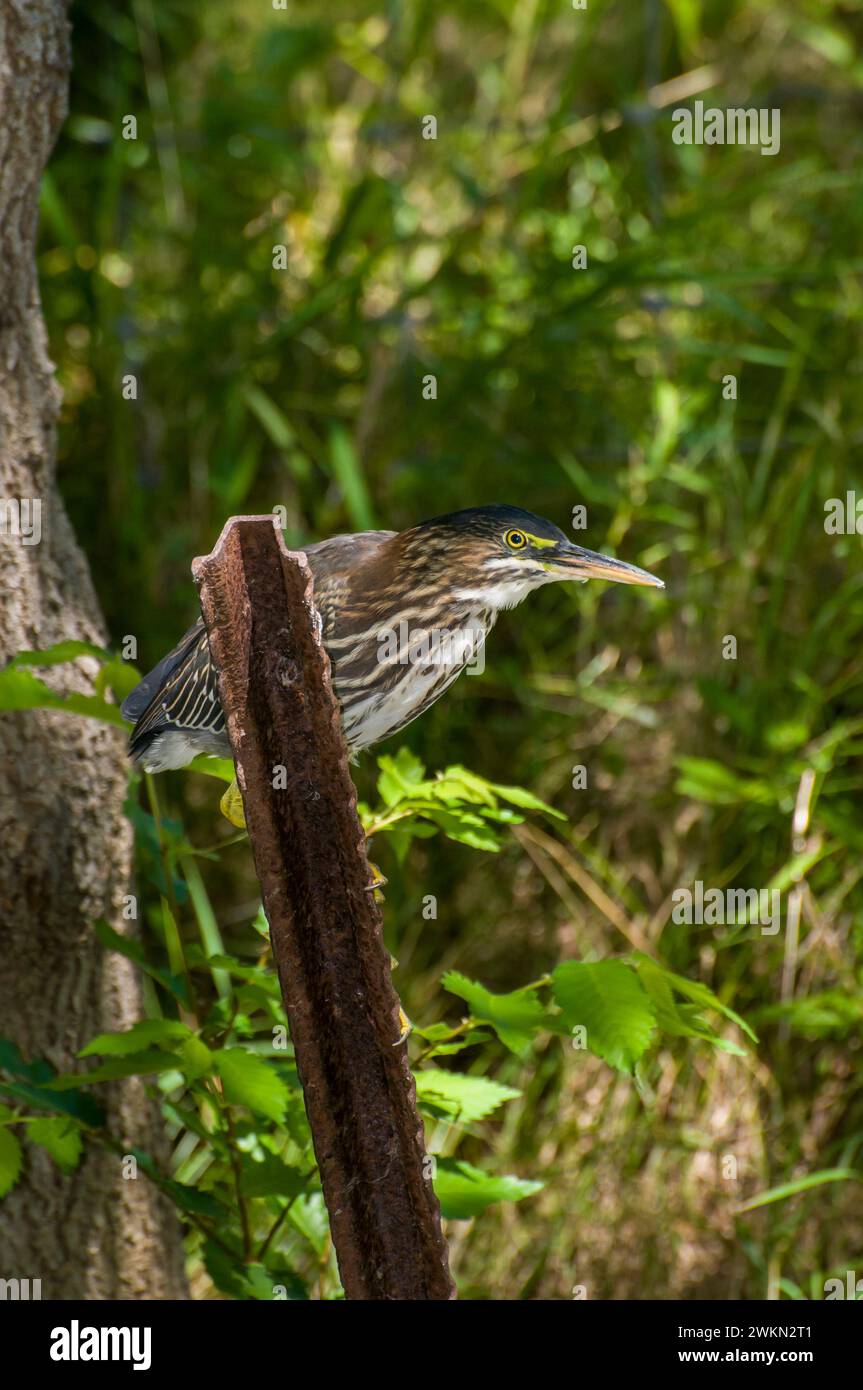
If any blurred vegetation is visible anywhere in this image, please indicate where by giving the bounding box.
[26,0,863,1296]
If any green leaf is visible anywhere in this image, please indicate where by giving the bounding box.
[163,1180,227,1220]
[0,1127,23,1197]
[239,1152,308,1198]
[216,1049,288,1123]
[203,1239,306,1300]
[431,768,498,807]
[245,1263,305,1301]
[202,1238,250,1299]
[633,956,747,1055]
[0,667,126,725]
[259,1256,309,1301]
[486,777,566,820]
[737,1169,859,1212]
[412,1022,460,1042]
[78,1020,192,1057]
[432,765,565,820]
[376,748,427,805]
[369,755,557,852]
[417,1029,492,1059]
[413,1068,520,1123]
[97,658,141,703]
[433,1157,543,1219]
[201,953,274,983]
[420,807,504,851]
[49,1050,184,1088]
[187,755,236,783]
[632,953,757,1043]
[0,1079,104,1128]
[27,1116,83,1173]
[285,1190,330,1256]
[178,1036,215,1082]
[442,971,549,1057]
[0,1036,105,1127]
[552,959,656,1073]
[633,957,686,1033]
[9,640,107,667]
[422,1039,487,1058]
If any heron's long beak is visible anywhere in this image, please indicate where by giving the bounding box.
[544,542,664,588]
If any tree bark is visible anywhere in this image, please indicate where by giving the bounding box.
[0,0,187,1298]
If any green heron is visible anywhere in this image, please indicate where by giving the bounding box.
[123,505,663,818]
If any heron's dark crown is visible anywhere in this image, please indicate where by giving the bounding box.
[413,504,568,545]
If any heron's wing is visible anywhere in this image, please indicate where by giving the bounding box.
[122,620,222,758]
[123,530,396,754]
[304,530,396,638]
[121,620,208,722]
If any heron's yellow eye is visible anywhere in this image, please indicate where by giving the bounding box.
[505,529,527,550]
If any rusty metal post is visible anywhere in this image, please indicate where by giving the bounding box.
[192,515,455,1301]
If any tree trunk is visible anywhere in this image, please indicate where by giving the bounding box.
[0,0,187,1298]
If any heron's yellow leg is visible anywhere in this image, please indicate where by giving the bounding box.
[388,952,412,1044]
[366,861,388,903]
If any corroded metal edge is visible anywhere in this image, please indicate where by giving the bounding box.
[192,515,455,1301]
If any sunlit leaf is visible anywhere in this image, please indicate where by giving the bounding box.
[434,1157,543,1219]
[442,971,549,1057]
[216,1049,289,1123]
[28,1117,83,1173]
[413,1068,520,1123]
[552,960,656,1074]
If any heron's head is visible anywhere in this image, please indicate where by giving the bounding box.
[408,505,664,611]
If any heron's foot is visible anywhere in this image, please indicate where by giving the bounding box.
[220,778,247,829]
[365,860,388,903]
[388,953,411,1043]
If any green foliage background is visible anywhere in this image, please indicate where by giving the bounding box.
[14,0,863,1297]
